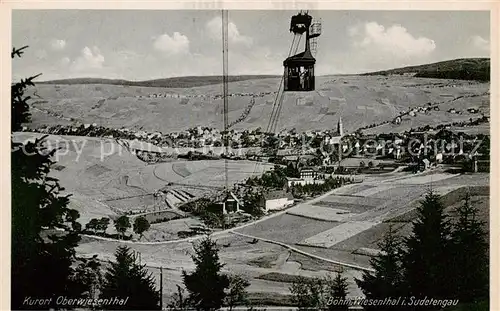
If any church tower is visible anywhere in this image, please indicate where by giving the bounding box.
[336,116,344,164]
[337,116,344,137]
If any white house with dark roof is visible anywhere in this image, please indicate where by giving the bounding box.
[264,190,294,212]
[300,167,318,180]
[287,167,325,187]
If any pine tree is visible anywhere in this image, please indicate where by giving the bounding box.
[11,46,39,132]
[167,285,189,311]
[450,192,489,303]
[356,225,405,310]
[225,274,250,311]
[101,246,160,310]
[403,190,454,302]
[182,236,230,311]
[326,273,349,311]
[11,46,85,309]
[70,255,104,300]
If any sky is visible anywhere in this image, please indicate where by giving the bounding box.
[12,10,490,81]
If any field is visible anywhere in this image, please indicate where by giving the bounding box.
[77,233,365,305]
[12,132,273,225]
[26,75,489,134]
[234,170,489,267]
[73,171,488,305]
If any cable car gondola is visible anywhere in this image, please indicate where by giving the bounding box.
[283,11,321,92]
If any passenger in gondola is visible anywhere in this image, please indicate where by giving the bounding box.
[299,67,308,90]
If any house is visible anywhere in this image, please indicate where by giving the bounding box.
[264,190,294,212]
[322,154,332,166]
[213,191,242,215]
[285,167,326,187]
[277,149,296,157]
[300,167,318,180]
[286,177,303,187]
[324,117,344,161]
[435,153,444,163]
[474,159,490,173]
[284,155,299,162]
[420,158,431,171]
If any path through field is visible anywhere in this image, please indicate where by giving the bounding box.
[74,171,488,305]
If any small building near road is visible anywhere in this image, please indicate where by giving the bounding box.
[213,191,242,215]
[420,158,431,171]
[264,190,294,212]
[286,176,325,187]
[435,152,444,163]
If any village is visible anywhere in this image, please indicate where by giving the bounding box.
[18,109,490,242]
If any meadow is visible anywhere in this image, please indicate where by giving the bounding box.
[26,75,489,134]
[12,133,273,224]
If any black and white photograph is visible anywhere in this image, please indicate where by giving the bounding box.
[9,6,494,311]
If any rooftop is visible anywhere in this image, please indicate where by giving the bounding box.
[264,190,294,201]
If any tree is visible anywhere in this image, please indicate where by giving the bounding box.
[70,255,104,300]
[326,273,349,311]
[11,46,40,132]
[11,46,85,309]
[167,285,189,311]
[402,190,454,301]
[96,217,110,235]
[101,246,160,310]
[356,225,405,310]
[290,277,326,311]
[182,236,230,311]
[133,216,150,240]
[114,215,131,238]
[450,192,488,303]
[242,190,265,217]
[86,218,100,233]
[290,273,351,311]
[225,274,250,311]
[200,208,225,229]
[286,162,300,178]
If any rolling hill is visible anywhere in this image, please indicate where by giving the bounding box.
[38,75,281,89]
[361,58,490,81]
[26,74,489,134]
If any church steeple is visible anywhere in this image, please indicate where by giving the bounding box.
[337,116,343,137]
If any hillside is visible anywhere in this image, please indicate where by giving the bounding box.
[362,58,490,81]
[38,75,281,89]
[26,75,489,134]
